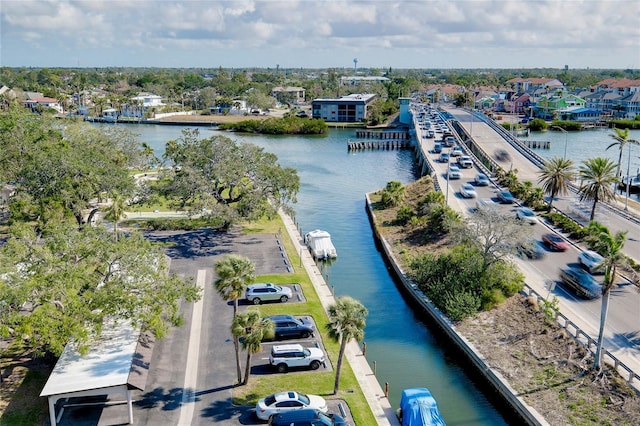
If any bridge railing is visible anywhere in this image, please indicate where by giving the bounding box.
[521,283,640,389]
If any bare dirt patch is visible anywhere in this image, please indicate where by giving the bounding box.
[371,177,640,426]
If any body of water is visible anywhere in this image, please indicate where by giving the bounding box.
[95,122,511,424]
[94,122,639,423]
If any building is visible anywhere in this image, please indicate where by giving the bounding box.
[23,91,63,114]
[271,86,305,104]
[311,93,377,122]
[340,76,390,87]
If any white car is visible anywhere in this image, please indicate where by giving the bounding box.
[578,250,605,273]
[255,391,328,420]
[516,207,538,224]
[447,165,462,180]
[460,183,477,198]
[245,283,293,305]
[269,343,325,373]
[450,146,463,157]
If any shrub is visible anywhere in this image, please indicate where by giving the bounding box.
[395,205,414,225]
[442,290,481,321]
[528,118,548,131]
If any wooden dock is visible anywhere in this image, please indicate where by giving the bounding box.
[347,139,412,151]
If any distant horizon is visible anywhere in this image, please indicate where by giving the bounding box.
[2,1,638,70]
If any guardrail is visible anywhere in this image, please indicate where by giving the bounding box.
[521,283,640,389]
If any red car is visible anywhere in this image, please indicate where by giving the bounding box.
[542,233,569,251]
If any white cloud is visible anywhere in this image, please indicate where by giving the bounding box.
[1,0,638,68]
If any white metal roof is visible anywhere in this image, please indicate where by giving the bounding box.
[40,321,146,397]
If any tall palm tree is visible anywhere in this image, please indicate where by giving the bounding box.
[103,192,128,241]
[214,254,255,384]
[578,157,618,221]
[214,255,255,315]
[606,128,631,180]
[231,310,274,385]
[326,296,368,395]
[586,224,628,370]
[537,157,575,213]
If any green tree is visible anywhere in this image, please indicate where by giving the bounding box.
[586,224,628,370]
[326,296,368,395]
[578,158,618,221]
[537,157,575,213]
[103,192,128,241]
[606,128,633,179]
[380,181,405,208]
[231,310,274,385]
[214,254,255,384]
[162,130,299,219]
[0,222,200,357]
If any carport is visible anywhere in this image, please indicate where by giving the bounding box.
[40,321,152,426]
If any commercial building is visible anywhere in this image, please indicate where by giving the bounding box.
[311,93,377,122]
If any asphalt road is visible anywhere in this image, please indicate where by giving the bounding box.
[415,110,640,384]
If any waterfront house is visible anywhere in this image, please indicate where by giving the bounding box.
[271,86,306,104]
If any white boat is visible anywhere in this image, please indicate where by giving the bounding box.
[304,229,337,260]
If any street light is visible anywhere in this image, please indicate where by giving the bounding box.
[551,126,568,160]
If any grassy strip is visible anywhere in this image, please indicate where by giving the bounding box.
[235,217,377,426]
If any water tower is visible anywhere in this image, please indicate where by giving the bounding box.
[353,58,358,73]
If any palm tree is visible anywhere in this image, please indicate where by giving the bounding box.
[103,192,128,241]
[578,158,618,221]
[214,254,255,384]
[537,157,575,213]
[606,128,631,180]
[586,224,628,370]
[231,310,274,385]
[326,296,368,395]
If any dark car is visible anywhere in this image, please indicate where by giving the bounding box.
[268,409,347,426]
[264,315,315,340]
[517,239,546,260]
[559,267,602,299]
[497,190,515,204]
[542,233,569,251]
[495,149,511,161]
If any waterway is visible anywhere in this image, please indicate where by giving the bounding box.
[97,122,640,423]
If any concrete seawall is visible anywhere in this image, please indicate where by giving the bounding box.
[365,194,550,426]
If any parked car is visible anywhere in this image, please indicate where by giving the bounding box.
[269,343,325,373]
[264,315,315,340]
[559,267,602,299]
[450,146,463,157]
[438,152,450,163]
[542,233,569,251]
[516,207,538,224]
[268,409,347,426]
[457,156,473,168]
[245,283,292,305]
[256,391,328,420]
[474,173,490,186]
[578,250,605,273]
[460,183,477,198]
[517,239,546,260]
[497,190,515,204]
[447,164,462,179]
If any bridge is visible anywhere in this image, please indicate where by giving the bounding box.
[409,103,640,393]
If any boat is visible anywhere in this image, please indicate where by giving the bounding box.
[618,174,640,194]
[304,229,337,260]
[397,388,446,426]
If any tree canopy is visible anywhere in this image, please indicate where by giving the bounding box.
[162,129,299,219]
[0,222,200,357]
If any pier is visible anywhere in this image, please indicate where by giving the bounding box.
[347,139,413,151]
[522,140,551,149]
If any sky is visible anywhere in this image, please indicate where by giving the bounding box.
[1,0,639,70]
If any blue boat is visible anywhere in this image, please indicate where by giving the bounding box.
[398,388,446,426]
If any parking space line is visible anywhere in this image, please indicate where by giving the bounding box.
[177,269,206,425]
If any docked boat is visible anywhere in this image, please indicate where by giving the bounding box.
[304,229,337,260]
[397,388,446,426]
[618,174,640,194]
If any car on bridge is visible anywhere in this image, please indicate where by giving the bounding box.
[578,250,604,274]
[497,190,515,204]
[542,233,569,252]
[457,156,473,168]
[475,173,490,186]
[559,266,602,299]
[460,183,477,198]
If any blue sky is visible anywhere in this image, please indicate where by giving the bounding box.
[1,0,639,69]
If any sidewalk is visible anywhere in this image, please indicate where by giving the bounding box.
[279,211,399,426]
